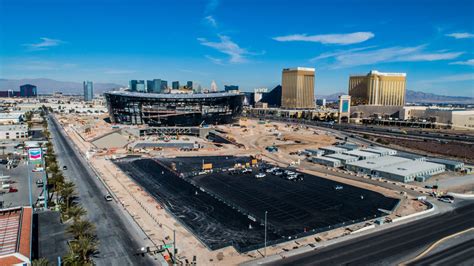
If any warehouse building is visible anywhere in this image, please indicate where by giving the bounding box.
[343,149,381,160]
[320,146,348,155]
[398,152,426,161]
[376,161,445,183]
[311,156,342,167]
[425,158,464,171]
[345,156,445,183]
[305,149,325,157]
[336,142,359,151]
[326,153,359,164]
[362,147,397,156]
[0,112,24,124]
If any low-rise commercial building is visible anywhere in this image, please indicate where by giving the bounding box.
[0,206,33,265]
[345,156,445,183]
[343,149,381,160]
[311,156,342,167]
[0,124,28,140]
[362,147,397,156]
[336,142,359,151]
[425,158,464,171]
[326,153,359,164]
[320,146,347,155]
[0,112,24,124]
[350,105,474,130]
[305,149,325,157]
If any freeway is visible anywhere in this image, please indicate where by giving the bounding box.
[409,239,474,265]
[269,202,474,266]
[48,115,157,265]
[250,115,474,144]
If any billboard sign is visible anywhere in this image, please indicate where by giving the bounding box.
[28,148,42,164]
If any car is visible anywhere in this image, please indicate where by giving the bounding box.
[9,187,18,193]
[274,170,284,176]
[255,173,266,179]
[104,194,113,201]
[438,197,454,204]
[32,167,44,172]
[284,170,295,176]
[242,168,252,174]
[63,166,68,170]
[266,167,278,173]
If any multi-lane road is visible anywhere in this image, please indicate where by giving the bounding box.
[48,115,157,265]
[408,238,474,265]
[252,115,474,144]
[269,202,474,265]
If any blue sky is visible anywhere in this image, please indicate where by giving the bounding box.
[0,0,473,96]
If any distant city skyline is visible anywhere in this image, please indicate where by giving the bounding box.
[0,0,473,96]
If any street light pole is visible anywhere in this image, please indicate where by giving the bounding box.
[173,229,176,264]
[264,210,268,257]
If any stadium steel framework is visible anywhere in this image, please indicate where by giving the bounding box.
[104,91,244,126]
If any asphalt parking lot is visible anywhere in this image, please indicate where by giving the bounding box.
[115,156,399,252]
[0,160,43,208]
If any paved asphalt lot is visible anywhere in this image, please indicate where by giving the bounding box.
[0,160,43,208]
[48,115,157,265]
[269,202,474,266]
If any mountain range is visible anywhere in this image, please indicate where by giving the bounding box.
[0,78,123,94]
[1,78,473,104]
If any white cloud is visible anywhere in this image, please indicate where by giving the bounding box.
[23,37,65,51]
[310,46,376,62]
[445,32,474,39]
[204,15,217,27]
[420,73,474,83]
[273,32,374,45]
[312,45,463,68]
[450,59,474,66]
[400,52,464,61]
[198,35,252,63]
[205,55,225,65]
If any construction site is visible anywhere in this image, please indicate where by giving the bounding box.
[55,113,434,265]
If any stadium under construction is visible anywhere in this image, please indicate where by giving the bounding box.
[104,91,245,127]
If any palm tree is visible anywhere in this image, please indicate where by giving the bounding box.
[71,235,99,263]
[67,205,87,222]
[32,258,50,266]
[60,181,76,211]
[62,251,82,266]
[67,220,96,239]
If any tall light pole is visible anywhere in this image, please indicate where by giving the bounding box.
[264,210,268,257]
[173,229,176,265]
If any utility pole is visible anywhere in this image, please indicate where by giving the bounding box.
[173,229,176,264]
[264,210,268,257]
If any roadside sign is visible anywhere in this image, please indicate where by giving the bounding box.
[28,148,42,165]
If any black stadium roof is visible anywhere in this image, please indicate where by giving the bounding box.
[104,90,242,99]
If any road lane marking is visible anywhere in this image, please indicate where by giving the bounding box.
[400,227,474,265]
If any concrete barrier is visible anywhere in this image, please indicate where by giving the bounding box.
[447,192,474,199]
[392,201,435,223]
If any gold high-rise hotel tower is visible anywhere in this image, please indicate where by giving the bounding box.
[349,70,406,106]
[281,67,315,109]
